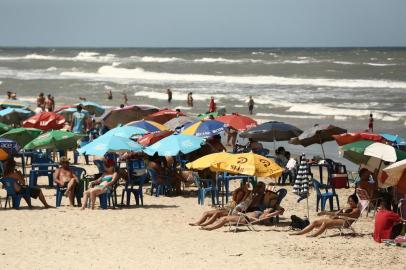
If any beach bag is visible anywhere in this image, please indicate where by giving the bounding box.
[290,215,310,230]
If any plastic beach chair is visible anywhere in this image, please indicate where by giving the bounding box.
[121,159,146,206]
[312,179,340,212]
[1,177,31,209]
[192,172,217,205]
[147,168,171,197]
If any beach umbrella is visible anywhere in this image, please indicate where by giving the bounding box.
[381,133,406,148]
[102,104,159,129]
[138,130,174,147]
[54,104,74,113]
[293,154,311,217]
[198,112,218,119]
[78,101,105,116]
[103,125,147,139]
[23,112,66,131]
[126,120,168,133]
[24,130,84,151]
[0,127,42,147]
[0,138,20,155]
[0,99,31,109]
[0,122,11,134]
[164,116,200,130]
[145,109,185,124]
[144,133,204,156]
[78,134,143,156]
[182,120,227,138]
[289,124,347,158]
[240,121,302,142]
[214,152,283,178]
[216,113,257,131]
[333,132,383,146]
[186,152,233,171]
[382,160,406,191]
[0,107,34,125]
[0,148,8,161]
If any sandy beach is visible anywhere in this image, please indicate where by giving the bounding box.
[1,160,405,270]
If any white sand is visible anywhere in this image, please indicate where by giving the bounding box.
[0,162,405,270]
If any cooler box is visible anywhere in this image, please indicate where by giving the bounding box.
[331,173,349,189]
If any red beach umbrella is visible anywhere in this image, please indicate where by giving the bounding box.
[144,109,185,124]
[333,132,384,146]
[54,104,74,113]
[23,112,66,131]
[216,113,257,131]
[138,130,174,146]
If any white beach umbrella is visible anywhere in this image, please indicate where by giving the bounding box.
[364,142,397,162]
[382,159,406,188]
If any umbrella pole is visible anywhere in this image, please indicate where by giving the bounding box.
[320,144,326,160]
[273,131,276,155]
[306,195,310,218]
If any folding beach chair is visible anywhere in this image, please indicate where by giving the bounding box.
[356,188,381,216]
[335,188,370,236]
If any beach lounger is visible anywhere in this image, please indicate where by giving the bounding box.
[356,188,381,217]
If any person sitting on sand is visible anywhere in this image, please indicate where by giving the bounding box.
[189,183,250,226]
[54,157,78,207]
[3,159,52,208]
[290,194,360,237]
[81,159,118,210]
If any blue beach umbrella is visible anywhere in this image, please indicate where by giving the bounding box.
[0,138,20,155]
[381,133,406,147]
[103,125,147,139]
[144,133,204,156]
[0,107,34,125]
[78,134,143,156]
[181,120,227,138]
[78,101,105,116]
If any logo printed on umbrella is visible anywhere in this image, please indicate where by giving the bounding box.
[259,159,270,168]
[237,157,248,164]
[182,140,193,147]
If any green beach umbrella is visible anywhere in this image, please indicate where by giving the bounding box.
[0,127,43,147]
[0,123,11,134]
[24,130,85,151]
[198,112,218,119]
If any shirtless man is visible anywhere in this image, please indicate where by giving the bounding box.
[37,92,45,110]
[54,157,78,206]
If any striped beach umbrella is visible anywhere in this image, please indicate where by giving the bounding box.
[182,120,227,138]
[125,120,168,133]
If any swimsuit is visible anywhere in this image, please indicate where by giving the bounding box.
[98,175,114,191]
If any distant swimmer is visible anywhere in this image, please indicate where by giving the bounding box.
[368,113,374,132]
[79,97,87,101]
[166,88,172,103]
[209,96,216,113]
[187,92,193,107]
[107,90,113,100]
[7,91,17,100]
[248,96,255,115]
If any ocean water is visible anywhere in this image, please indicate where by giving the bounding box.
[0,47,405,168]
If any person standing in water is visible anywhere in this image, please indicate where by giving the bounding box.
[368,113,374,132]
[187,92,193,107]
[45,94,54,112]
[37,92,45,110]
[167,89,172,103]
[122,91,128,105]
[107,90,113,100]
[248,96,255,115]
[209,96,216,113]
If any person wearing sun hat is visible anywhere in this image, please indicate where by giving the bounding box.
[81,158,118,210]
[54,156,78,206]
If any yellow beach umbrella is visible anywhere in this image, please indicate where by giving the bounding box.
[217,152,284,178]
[0,148,9,161]
[186,152,233,171]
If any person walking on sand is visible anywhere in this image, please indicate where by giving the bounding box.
[71,105,88,134]
[166,89,172,103]
[248,96,255,115]
[209,96,216,113]
[368,113,374,132]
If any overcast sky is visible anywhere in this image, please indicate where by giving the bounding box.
[0,0,405,47]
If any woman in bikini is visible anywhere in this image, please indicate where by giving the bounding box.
[189,182,250,226]
[81,159,118,210]
[3,159,51,208]
[290,194,360,237]
[54,157,78,206]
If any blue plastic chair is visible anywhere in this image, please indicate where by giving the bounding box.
[1,177,31,209]
[99,191,115,209]
[121,159,146,206]
[55,166,87,207]
[30,152,55,187]
[193,172,217,205]
[312,179,340,212]
[93,159,105,174]
[147,168,170,197]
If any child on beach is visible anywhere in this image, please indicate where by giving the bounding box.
[368,113,374,132]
